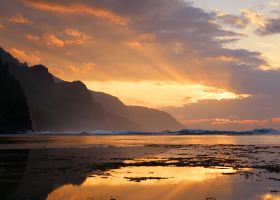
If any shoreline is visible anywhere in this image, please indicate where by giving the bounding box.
[1,140,280,200]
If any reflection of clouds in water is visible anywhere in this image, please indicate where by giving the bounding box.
[48,166,268,200]
[84,166,237,185]
[47,166,236,200]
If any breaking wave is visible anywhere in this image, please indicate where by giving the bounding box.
[29,128,280,135]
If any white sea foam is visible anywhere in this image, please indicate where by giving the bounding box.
[29,128,280,135]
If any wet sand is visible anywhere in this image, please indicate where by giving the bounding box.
[1,135,280,200]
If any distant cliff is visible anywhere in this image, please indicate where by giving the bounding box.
[91,91,184,132]
[0,59,32,132]
[127,106,184,132]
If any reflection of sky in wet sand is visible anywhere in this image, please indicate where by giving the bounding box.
[46,163,280,200]
[86,166,237,184]
[47,166,237,200]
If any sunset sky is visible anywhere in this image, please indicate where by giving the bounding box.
[1,0,280,130]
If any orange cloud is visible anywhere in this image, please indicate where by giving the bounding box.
[7,13,32,24]
[9,48,41,64]
[83,62,97,70]
[0,23,4,29]
[44,33,65,47]
[181,118,213,125]
[69,63,96,74]
[207,56,239,63]
[69,65,79,73]
[125,34,156,50]
[212,118,269,126]
[182,118,270,126]
[48,67,64,78]
[29,29,90,47]
[23,0,129,26]
[64,29,91,45]
[26,34,40,42]
[138,33,156,41]
[272,118,280,123]
[126,41,143,49]
[241,9,265,28]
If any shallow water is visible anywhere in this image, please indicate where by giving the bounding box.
[47,166,280,200]
[1,134,280,200]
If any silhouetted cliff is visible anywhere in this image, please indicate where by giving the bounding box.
[0,59,32,132]
[128,106,184,132]
[0,47,182,132]
[91,91,184,132]
[0,47,139,131]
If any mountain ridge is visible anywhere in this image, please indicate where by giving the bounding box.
[0,47,184,132]
[91,91,184,132]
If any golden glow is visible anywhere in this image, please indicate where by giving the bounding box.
[1,0,280,130]
[85,81,249,108]
[47,166,236,200]
[85,166,236,185]
[241,9,266,28]
[262,193,280,200]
